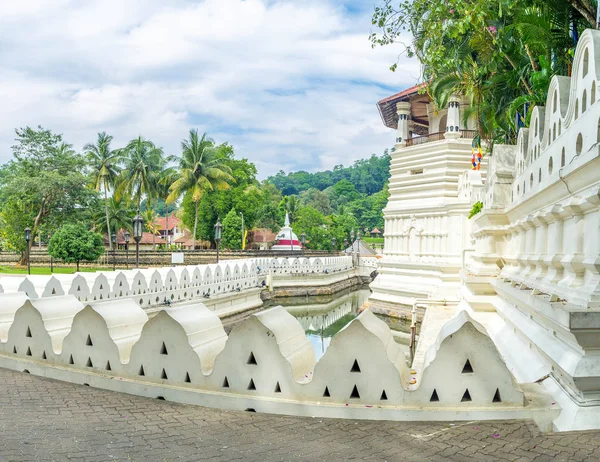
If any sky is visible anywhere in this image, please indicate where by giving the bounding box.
[0,0,420,179]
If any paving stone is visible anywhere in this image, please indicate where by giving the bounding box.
[1,368,600,461]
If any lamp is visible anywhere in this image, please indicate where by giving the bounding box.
[111,233,117,270]
[132,213,144,268]
[331,237,336,252]
[214,218,222,263]
[124,231,131,270]
[24,227,31,275]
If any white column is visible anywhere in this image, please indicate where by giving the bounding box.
[395,102,411,147]
[444,94,461,139]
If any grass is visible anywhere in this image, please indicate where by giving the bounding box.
[0,266,107,275]
[362,237,384,244]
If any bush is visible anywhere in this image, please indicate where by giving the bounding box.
[48,224,105,271]
[468,201,483,219]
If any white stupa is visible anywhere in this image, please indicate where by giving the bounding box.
[271,213,302,251]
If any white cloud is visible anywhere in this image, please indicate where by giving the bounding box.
[0,0,419,178]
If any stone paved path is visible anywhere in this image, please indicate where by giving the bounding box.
[1,368,599,461]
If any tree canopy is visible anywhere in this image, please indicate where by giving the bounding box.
[370,0,597,145]
[48,223,104,271]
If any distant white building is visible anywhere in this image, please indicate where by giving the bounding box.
[271,213,302,251]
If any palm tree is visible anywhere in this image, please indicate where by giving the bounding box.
[168,129,234,249]
[117,137,164,212]
[93,196,134,244]
[85,132,122,251]
[156,164,179,245]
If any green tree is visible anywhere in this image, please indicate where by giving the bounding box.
[117,136,164,210]
[221,209,243,249]
[169,129,234,249]
[0,127,97,264]
[93,197,134,239]
[48,224,104,271]
[84,132,122,251]
[292,206,332,250]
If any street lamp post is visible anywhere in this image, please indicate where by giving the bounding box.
[331,237,336,253]
[48,233,53,273]
[133,213,144,269]
[24,227,31,275]
[214,218,222,264]
[111,233,117,270]
[240,212,244,251]
[344,238,348,254]
[124,231,131,270]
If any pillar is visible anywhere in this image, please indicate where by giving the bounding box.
[395,102,411,147]
[444,94,461,139]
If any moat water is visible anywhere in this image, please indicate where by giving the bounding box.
[264,286,414,360]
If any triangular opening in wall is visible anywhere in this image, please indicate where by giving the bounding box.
[160,342,168,355]
[99,284,103,290]
[462,359,474,374]
[105,361,112,371]
[350,385,360,399]
[247,378,256,391]
[86,334,93,346]
[138,365,145,376]
[26,346,32,356]
[51,288,56,295]
[161,368,168,380]
[247,352,257,365]
[350,359,361,373]
[461,389,472,402]
[185,372,191,383]
[69,355,74,365]
[430,389,440,402]
[222,376,230,388]
[274,382,281,393]
[323,387,331,397]
[380,390,388,401]
[86,357,93,368]
[42,350,47,360]
[12,346,17,354]
[25,326,32,338]
[492,388,502,403]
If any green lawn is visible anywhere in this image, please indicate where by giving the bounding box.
[363,237,384,244]
[0,266,106,275]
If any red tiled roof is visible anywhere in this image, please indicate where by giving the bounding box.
[370,228,382,234]
[154,213,181,231]
[174,230,194,245]
[377,82,427,105]
[104,230,166,246]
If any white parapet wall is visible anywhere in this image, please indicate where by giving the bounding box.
[457,28,600,431]
[0,294,556,428]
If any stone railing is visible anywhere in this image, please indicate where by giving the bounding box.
[0,295,549,424]
[406,130,477,147]
[0,257,356,308]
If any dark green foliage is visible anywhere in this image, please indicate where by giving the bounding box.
[0,127,98,257]
[221,209,243,250]
[268,153,390,196]
[48,224,104,270]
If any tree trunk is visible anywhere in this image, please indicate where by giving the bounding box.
[18,198,47,266]
[105,186,112,251]
[77,260,80,272]
[193,200,199,250]
[165,201,169,246]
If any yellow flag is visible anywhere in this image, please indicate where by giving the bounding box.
[242,230,248,250]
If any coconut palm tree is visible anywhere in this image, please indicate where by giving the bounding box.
[117,137,164,212]
[156,164,180,245]
[168,129,234,249]
[93,196,134,244]
[85,132,122,251]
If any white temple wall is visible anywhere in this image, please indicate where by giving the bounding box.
[0,298,555,426]
[460,29,600,431]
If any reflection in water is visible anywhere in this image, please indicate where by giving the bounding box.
[267,286,412,361]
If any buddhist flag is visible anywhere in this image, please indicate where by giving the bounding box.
[471,136,482,171]
[242,230,248,250]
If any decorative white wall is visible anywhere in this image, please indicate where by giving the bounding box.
[0,294,553,426]
[460,28,600,431]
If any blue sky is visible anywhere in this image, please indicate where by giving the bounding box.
[0,0,419,178]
